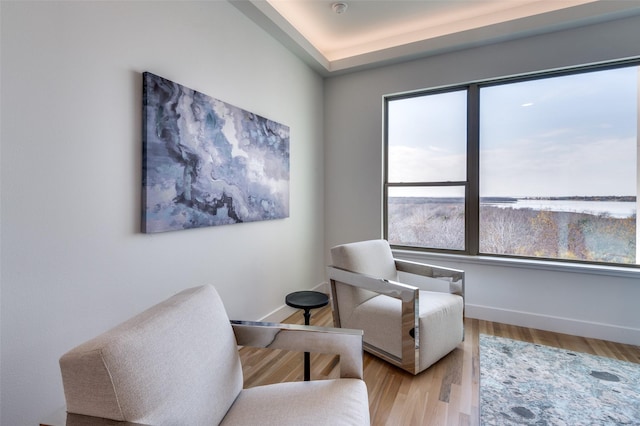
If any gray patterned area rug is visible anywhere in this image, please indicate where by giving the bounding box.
[480,334,640,425]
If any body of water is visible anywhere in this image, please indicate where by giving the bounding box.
[482,199,637,218]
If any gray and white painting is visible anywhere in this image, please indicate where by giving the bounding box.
[142,72,290,233]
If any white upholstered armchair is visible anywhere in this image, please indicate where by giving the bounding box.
[45,285,370,426]
[328,239,464,375]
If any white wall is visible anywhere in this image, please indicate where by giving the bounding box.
[324,16,640,346]
[0,2,324,425]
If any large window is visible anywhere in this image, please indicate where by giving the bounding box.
[386,90,467,250]
[385,61,639,266]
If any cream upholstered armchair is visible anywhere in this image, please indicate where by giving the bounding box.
[46,285,370,426]
[327,239,464,375]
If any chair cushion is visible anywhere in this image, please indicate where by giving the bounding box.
[331,240,398,324]
[416,292,464,371]
[59,285,244,425]
[347,291,463,372]
[220,379,370,425]
[331,239,398,280]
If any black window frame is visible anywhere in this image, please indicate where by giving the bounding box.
[383,58,639,268]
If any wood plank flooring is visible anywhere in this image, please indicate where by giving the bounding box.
[238,305,639,425]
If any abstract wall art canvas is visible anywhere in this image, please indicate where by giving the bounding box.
[142,72,290,233]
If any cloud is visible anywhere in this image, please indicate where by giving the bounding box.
[480,136,636,197]
[388,145,466,182]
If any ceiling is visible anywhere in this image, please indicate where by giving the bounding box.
[230,0,640,76]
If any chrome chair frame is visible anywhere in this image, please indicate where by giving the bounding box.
[327,258,464,375]
[231,320,364,379]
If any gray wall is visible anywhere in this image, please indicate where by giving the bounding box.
[1,2,324,424]
[324,16,640,346]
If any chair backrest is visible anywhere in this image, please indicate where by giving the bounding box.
[59,285,243,425]
[330,239,398,324]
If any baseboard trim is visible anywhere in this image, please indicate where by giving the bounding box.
[466,304,640,346]
[259,282,330,323]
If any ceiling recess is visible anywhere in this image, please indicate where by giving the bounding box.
[230,0,640,76]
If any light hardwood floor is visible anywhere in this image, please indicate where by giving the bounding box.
[238,305,640,426]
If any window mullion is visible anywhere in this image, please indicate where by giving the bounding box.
[467,84,480,255]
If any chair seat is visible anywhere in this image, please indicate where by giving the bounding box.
[348,291,463,370]
[221,379,370,425]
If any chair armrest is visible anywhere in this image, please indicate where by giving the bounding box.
[395,259,464,297]
[326,265,419,303]
[230,321,364,379]
[327,266,421,373]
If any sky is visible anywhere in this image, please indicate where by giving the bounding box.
[388,65,639,198]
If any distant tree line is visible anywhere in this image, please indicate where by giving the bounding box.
[388,201,636,264]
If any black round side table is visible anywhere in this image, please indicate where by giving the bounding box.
[285,290,329,381]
